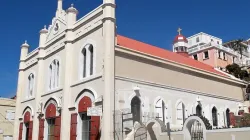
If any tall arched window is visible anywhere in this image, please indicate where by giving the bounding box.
[226,108,230,127]
[80,44,95,79]
[27,73,34,98]
[212,107,218,126]
[89,45,94,76]
[49,59,60,90]
[155,98,167,124]
[176,102,186,126]
[82,48,87,78]
[131,96,141,123]
[196,105,202,116]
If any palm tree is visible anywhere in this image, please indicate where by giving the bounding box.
[224,39,248,59]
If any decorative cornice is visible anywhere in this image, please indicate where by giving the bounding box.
[21,98,35,104]
[102,3,116,8]
[41,88,63,97]
[102,17,116,22]
[71,73,102,87]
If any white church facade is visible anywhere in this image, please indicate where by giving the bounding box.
[14,0,250,140]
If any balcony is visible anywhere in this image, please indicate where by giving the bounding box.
[188,42,238,56]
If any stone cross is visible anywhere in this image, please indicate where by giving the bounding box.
[177,28,182,35]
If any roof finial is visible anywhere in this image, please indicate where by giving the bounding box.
[57,0,63,11]
[177,27,182,35]
[25,40,27,44]
[71,3,74,7]
[44,25,47,29]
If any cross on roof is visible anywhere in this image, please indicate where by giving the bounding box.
[177,28,182,35]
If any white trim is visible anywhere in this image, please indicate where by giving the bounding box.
[25,71,36,100]
[74,89,95,111]
[42,88,63,97]
[78,39,97,80]
[175,100,186,126]
[43,97,60,117]
[74,91,95,140]
[153,96,168,124]
[47,56,62,92]
[21,98,35,104]
[71,73,102,88]
[22,106,33,120]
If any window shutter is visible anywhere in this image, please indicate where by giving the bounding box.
[90,116,100,140]
[38,119,45,140]
[155,100,163,120]
[70,113,77,140]
[54,116,61,140]
[18,123,23,140]
[28,121,33,140]
[229,112,236,127]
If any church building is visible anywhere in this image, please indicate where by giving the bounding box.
[14,0,250,140]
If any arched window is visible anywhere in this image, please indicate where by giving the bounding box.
[131,96,141,123]
[72,90,100,140]
[212,107,218,126]
[177,102,186,126]
[27,73,34,98]
[49,59,60,90]
[89,45,94,76]
[196,105,202,116]
[226,108,230,127]
[82,48,87,78]
[155,98,167,124]
[80,44,95,79]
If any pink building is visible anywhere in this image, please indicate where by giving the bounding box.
[173,30,238,70]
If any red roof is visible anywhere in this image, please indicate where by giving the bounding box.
[117,35,227,77]
[173,34,188,43]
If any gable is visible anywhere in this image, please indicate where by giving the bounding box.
[46,17,66,42]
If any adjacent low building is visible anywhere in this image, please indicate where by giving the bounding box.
[0,98,16,140]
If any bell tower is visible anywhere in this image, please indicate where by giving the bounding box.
[173,28,189,57]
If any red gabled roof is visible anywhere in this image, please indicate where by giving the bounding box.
[117,35,227,77]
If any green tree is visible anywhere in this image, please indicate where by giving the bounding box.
[226,64,250,81]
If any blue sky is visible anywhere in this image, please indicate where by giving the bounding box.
[1,0,250,98]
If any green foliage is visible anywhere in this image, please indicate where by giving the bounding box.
[234,113,250,127]
[226,63,250,81]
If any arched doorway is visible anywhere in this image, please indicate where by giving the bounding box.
[226,108,230,127]
[19,110,33,140]
[212,107,218,127]
[70,92,100,140]
[131,96,141,123]
[38,99,61,140]
[183,116,206,140]
[196,105,202,116]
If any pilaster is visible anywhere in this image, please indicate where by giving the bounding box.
[60,5,77,140]
[32,26,48,140]
[102,0,116,139]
